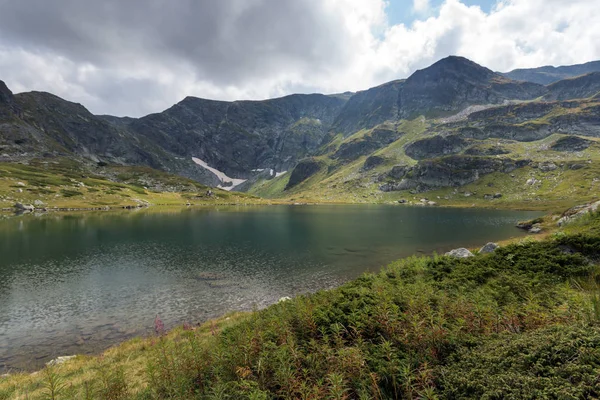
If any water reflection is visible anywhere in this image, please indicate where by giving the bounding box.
[0,205,541,371]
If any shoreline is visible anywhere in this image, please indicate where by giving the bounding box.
[0,213,548,375]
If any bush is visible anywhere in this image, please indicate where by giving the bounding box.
[440,324,600,399]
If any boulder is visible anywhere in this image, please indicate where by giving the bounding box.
[445,248,474,258]
[14,203,35,212]
[46,355,76,366]
[479,242,499,254]
[557,200,600,226]
[526,178,539,185]
[33,200,45,206]
[277,296,292,303]
[529,227,542,234]
[539,162,558,172]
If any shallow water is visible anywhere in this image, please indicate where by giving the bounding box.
[0,205,541,371]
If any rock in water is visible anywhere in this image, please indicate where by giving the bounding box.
[479,242,499,254]
[445,248,474,258]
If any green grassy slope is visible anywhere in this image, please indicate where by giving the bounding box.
[0,159,267,211]
[245,101,600,211]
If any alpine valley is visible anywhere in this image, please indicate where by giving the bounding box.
[2,55,600,210]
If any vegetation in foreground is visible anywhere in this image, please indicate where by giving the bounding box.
[2,212,600,399]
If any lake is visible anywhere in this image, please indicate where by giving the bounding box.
[0,205,541,371]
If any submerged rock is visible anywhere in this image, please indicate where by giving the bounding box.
[445,248,474,258]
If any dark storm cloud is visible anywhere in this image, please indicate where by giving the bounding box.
[0,0,349,86]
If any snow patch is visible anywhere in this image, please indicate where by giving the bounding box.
[275,171,288,178]
[192,157,247,191]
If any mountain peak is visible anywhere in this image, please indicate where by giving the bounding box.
[409,56,495,83]
[0,80,14,103]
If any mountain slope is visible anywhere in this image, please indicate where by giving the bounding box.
[331,56,546,135]
[544,72,600,101]
[2,55,600,204]
[503,60,600,85]
[127,93,347,178]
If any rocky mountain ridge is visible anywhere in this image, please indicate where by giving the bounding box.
[2,55,600,202]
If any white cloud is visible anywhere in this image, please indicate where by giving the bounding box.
[0,0,599,116]
[413,0,431,13]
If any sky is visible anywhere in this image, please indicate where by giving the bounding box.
[0,0,598,117]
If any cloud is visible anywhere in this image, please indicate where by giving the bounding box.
[413,0,431,13]
[0,0,598,116]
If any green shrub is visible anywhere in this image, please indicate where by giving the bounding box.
[440,324,600,399]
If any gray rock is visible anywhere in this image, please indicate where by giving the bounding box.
[558,200,600,226]
[46,355,76,366]
[529,227,542,234]
[526,178,538,185]
[427,201,438,206]
[539,162,558,172]
[397,199,407,204]
[14,203,35,212]
[33,200,45,206]
[445,248,474,258]
[479,242,499,254]
[551,136,592,152]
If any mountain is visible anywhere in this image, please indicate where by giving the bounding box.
[397,56,546,118]
[331,56,546,135]
[127,93,347,178]
[502,60,600,85]
[2,55,600,208]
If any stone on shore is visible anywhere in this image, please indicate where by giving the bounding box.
[46,355,76,366]
[445,248,474,258]
[479,242,499,254]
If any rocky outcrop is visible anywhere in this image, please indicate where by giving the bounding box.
[285,158,324,189]
[404,135,468,160]
[361,155,386,171]
[334,127,401,162]
[557,200,600,226]
[551,136,593,152]
[380,156,529,193]
[464,145,510,156]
